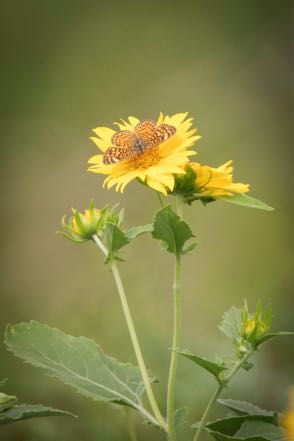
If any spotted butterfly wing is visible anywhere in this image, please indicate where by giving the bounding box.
[149,124,176,147]
[103,146,137,164]
[103,130,136,164]
[111,130,135,148]
[134,120,156,144]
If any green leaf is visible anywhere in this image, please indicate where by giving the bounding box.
[175,407,188,435]
[235,421,286,441]
[219,307,243,342]
[221,194,274,211]
[241,361,254,371]
[217,399,279,424]
[125,224,153,240]
[0,404,76,425]
[175,349,227,382]
[255,332,294,347]
[104,222,130,263]
[5,322,154,418]
[152,205,196,256]
[197,416,284,441]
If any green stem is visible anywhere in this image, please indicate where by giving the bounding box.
[92,234,167,431]
[176,196,183,219]
[166,253,182,441]
[156,191,164,207]
[192,350,254,441]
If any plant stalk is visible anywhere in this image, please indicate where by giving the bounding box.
[166,253,182,441]
[92,234,167,431]
[192,350,254,441]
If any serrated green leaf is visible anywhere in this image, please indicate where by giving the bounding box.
[219,307,243,342]
[104,222,130,263]
[221,194,274,211]
[255,332,294,347]
[198,416,283,441]
[235,421,286,441]
[217,400,279,424]
[152,205,195,256]
[203,430,270,441]
[5,322,155,419]
[0,404,76,425]
[125,224,153,240]
[175,349,227,381]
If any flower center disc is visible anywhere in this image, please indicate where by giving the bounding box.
[130,147,160,169]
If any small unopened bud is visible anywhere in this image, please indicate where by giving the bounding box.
[59,200,104,243]
[243,319,257,339]
[0,392,17,412]
[237,345,249,357]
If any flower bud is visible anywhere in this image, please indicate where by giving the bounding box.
[243,319,257,339]
[60,200,105,243]
[0,392,17,412]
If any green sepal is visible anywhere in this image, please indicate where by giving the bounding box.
[0,404,76,425]
[175,349,227,383]
[104,222,130,263]
[221,194,274,211]
[172,166,196,196]
[152,205,196,256]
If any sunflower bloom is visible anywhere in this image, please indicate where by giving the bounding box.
[190,160,249,197]
[283,388,294,441]
[88,113,200,194]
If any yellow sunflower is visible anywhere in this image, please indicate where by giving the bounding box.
[283,388,294,441]
[190,160,249,197]
[88,112,200,194]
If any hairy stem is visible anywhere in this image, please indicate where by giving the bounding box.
[92,234,167,431]
[157,191,164,208]
[192,350,254,441]
[166,253,182,441]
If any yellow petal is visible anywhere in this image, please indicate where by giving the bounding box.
[90,136,109,152]
[92,127,116,144]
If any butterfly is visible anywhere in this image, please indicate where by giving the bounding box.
[103,120,176,164]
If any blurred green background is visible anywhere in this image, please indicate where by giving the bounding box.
[1,0,293,440]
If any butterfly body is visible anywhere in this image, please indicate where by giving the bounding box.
[103,120,176,164]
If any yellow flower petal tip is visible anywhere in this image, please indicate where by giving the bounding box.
[190,161,249,198]
[88,113,200,194]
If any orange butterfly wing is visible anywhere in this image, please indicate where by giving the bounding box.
[103,120,176,164]
[103,146,137,164]
[149,124,176,147]
[111,130,135,149]
[134,120,156,144]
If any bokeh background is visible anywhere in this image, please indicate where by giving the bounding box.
[1,1,293,440]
